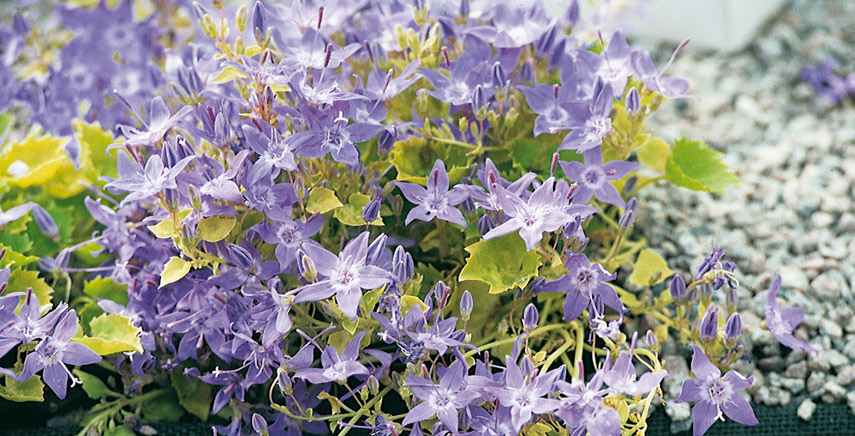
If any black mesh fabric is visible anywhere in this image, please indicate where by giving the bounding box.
[1,404,853,436]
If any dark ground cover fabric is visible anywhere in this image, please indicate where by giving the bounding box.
[1,404,854,436]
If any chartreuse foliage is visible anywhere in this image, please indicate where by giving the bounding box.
[665,137,741,193]
[459,234,542,294]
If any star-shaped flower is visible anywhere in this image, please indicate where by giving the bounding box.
[396,159,469,228]
[403,359,480,434]
[765,275,820,353]
[674,344,758,436]
[559,147,638,208]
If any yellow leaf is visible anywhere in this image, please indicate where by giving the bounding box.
[75,313,143,355]
[628,249,673,288]
[147,219,177,239]
[400,295,428,316]
[210,66,247,84]
[160,257,191,287]
[306,187,343,214]
[637,137,670,172]
[197,216,236,242]
[0,133,71,188]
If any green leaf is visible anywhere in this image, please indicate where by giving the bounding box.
[390,136,468,184]
[628,249,673,288]
[74,120,117,179]
[334,193,383,226]
[7,268,53,310]
[665,137,740,193]
[306,187,344,214]
[0,374,44,402]
[73,369,119,400]
[458,234,542,294]
[637,137,670,172]
[83,277,130,306]
[160,257,191,287]
[142,388,184,422]
[0,244,39,269]
[170,372,213,421]
[75,313,143,355]
[197,216,236,242]
[400,295,428,315]
[147,219,176,239]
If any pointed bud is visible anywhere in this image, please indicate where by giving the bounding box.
[251,414,268,435]
[297,250,317,282]
[392,246,413,283]
[491,62,507,90]
[645,330,659,348]
[277,372,292,396]
[726,287,738,314]
[460,290,473,320]
[363,196,382,224]
[31,206,58,238]
[252,1,267,44]
[459,0,469,18]
[700,305,719,342]
[472,85,486,110]
[725,313,742,344]
[618,197,638,231]
[378,127,397,154]
[622,175,638,196]
[520,62,534,85]
[535,26,557,56]
[626,87,640,115]
[367,375,380,394]
[669,275,686,303]
[699,282,713,305]
[228,244,254,269]
[477,214,495,236]
[365,232,386,265]
[566,0,580,25]
[523,303,539,332]
[236,5,248,32]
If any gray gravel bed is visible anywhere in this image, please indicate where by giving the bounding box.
[632,0,855,418]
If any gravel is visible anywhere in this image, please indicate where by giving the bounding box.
[632,0,855,411]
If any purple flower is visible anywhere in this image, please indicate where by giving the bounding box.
[118,97,194,147]
[765,275,820,353]
[699,305,719,343]
[287,107,382,168]
[0,202,58,237]
[403,359,480,433]
[252,214,325,270]
[291,232,392,320]
[558,82,614,153]
[293,331,370,384]
[631,39,693,100]
[674,344,758,436]
[520,83,585,137]
[16,310,101,399]
[555,369,621,436]
[396,159,470,228]
[559,147,638,208]
[602,350,668,396]
[105,153,194,204]
[801,59,848,102]
[542,253,625,321]
[483,177,586,251]
[0,291,67,356]
[576,31,637,99]
[488,358,562,434]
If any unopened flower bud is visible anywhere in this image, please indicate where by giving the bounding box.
[622,175,638,196]
[566,0,580,25]
[298,250,317,282]
[725,313,742,343]
[535,25,557,56]
[366,375,380,394]
[202,14,218,39]
[31,205,58,238]
[251,414,268,435]
[363,196,382,224]
[626,87,640,116]
[459,0,469,18]
[472,84,486,110]
[277,371,292,396]
[392,246,413,283]
[378,127,397,155]
[236,5,248,32]
[523,303,539,332]
[252,1,267,44]
[645,330,659,348]
[460,290,473,320]
[228,244,254,269]
[491,62,507,90]
[365,233,387,265]
[669,275,686,303]
[726,287,738,313]
[188,185,202,210]
[477,214,494,236]
[700,305,719,342]
[699,282,712,305]
[519,62,534,85]
[618,197,638,231]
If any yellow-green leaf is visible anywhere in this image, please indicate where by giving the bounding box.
[628,249,673,287]
[0,374,44,402]
[147,219,177,239]
[210,66,248,84]
[400,295,428,316]
[0,133,71,188]
[458,234,542,294]
[306,187,344,214]
[73,369,119,400]
[197,216,236,242]
[83,276,129,306]
[160,257,191,287]
[637,137,670,172]
[665,137,740,194]
[8,269,53,311]
[75,313,143,355]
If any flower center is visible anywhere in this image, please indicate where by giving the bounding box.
[588,116,614,138]
[581,168,603,187]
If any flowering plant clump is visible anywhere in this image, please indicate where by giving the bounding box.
[0,1,816,435]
